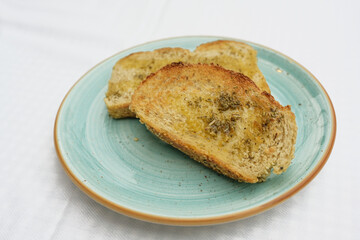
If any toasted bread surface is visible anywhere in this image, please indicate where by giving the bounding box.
[105,40,270,118]
[130,63,297,183]
[105,48,191,118]
[193,40,270,93]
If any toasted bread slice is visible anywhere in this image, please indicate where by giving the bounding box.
[104,48,191,118]
[130,63,297,183]
[193,40,270,93]
[105,40,270,119]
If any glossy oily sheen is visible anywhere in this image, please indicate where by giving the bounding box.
[54,36,336,225]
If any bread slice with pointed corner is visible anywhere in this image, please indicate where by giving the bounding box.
[193,40,270,93]
[104,40,270,119]
[130,63,297,183]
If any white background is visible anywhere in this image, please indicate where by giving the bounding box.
[1,0,359,239]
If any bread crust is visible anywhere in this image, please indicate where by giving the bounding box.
[130,63,297,183]
[114,48,190,68]
[143,121,256,183]
[195,40,252,51]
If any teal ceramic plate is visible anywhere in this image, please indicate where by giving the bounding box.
[54,36,336,225]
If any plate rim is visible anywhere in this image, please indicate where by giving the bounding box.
[54,35,336,226]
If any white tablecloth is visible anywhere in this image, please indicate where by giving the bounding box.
[1,0,359,239]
